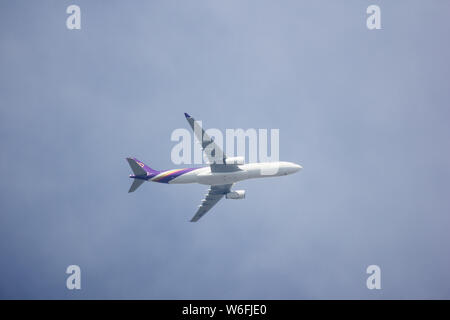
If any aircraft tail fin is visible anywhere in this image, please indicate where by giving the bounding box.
[126,157,159,176]
[126,158,147,176]
[126,157,160,193]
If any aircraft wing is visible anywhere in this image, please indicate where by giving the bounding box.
[184,113,226,165]
[190,184,233,222]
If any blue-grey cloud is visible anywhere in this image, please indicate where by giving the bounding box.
[1,0,449,299]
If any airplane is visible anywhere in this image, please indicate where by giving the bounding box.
[126,113,302,222]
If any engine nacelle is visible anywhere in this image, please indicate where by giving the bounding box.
[225,156,245,165]
[226,190,246,199]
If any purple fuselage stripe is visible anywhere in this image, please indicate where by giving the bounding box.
[152,167,199,183]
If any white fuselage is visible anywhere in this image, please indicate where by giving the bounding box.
[168,161,302,185]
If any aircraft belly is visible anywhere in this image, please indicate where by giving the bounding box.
[197,171,248,185]
[169,171,200,184]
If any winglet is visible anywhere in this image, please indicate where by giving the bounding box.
[184,113,191,118]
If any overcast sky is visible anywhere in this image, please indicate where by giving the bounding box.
[1,0,449,299]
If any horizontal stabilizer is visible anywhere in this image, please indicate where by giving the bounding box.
[128,178,145,193]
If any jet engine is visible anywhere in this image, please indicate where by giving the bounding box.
[226,190,246,199]
[224,156,245,165]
